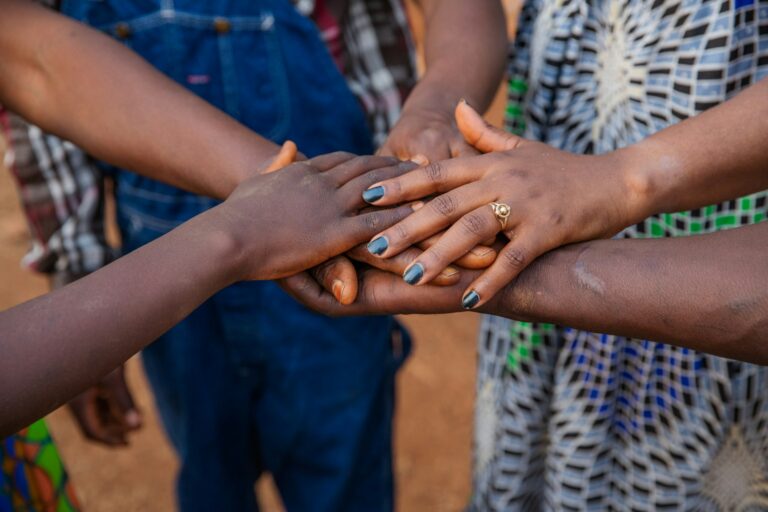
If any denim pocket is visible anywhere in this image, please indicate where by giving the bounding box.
[61,1,289,137]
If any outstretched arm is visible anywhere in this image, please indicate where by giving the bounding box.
[497,224,768,361]
[0,154,414,437]
[284,222,768,364]
[0,0,286,199]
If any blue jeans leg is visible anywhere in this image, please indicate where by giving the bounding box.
[141,297,260,512]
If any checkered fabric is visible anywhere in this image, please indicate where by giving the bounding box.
[1,109,114,279]
[303,0,418,146]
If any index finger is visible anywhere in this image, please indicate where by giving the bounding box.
[361,153,497,206]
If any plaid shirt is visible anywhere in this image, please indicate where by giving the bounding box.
[1,110,114,279]
[299,0,417,146]
[3,0,416,280]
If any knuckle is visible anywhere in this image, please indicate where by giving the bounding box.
[460,212,489,236]
[394,222,409,241]
[294,273,314,292]
[527,189,542,200]
[356,155,375,168]
[364,212,382,231]
[423,161,444,183]
[420,129,442,145]
[512,168,530,180]
[379,155,399,166]
[424,246,445,266]
[313,261,335,283]
[501,247,528,270]
[385,177,403,198]
[365,168,382,185]
[430,194,458,217]
[362,281,381,309]
[486,152,510,170]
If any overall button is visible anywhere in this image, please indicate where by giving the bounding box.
[261,14,274,31]
[214,17,231,34]
[114,22,131,39]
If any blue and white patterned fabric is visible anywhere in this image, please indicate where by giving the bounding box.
[472,1,768,510]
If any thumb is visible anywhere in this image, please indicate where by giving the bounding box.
[311,255,359,305]
[261,140,299,174]
[455,100,523,153]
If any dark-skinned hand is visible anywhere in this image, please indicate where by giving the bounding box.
[68,365,141,446]
[215,152,423,281]
[360,101,639,309]
[261,144,497,304]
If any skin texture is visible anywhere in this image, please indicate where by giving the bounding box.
[0,154,415,437]
[282,222,768,364]
[363,79,768,308]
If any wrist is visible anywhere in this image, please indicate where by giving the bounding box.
[195,205,257,285]
[400,81,462,123]
[613,144,663,226]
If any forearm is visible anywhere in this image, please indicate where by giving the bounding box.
[0,0,279,199]
[406,0,507,116]
[0,207,240,436]
[497,223,768,362]
[620,78,768,221]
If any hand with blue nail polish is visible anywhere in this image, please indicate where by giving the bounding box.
[361,101,635,310]
[221,152,418,281]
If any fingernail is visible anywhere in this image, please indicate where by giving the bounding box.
[440,266,460,278]
[470,247,493,257]
[462,290,480,310]
[363,186,385,204]
[403,263,424,285]
[332,279,345,303]
[411,201,425,212]
[125,410,142,428]
[367,236,389,255]
[411,154,429,166]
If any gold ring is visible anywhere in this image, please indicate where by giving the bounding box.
[490,202,511,230]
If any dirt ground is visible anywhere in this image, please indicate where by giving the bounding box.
[0,3,522,509]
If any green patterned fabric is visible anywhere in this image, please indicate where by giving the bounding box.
[1,420,80,512]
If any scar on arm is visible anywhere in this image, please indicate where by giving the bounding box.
[572,248,606,296]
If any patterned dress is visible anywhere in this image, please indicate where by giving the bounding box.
[0,421,80,512]
[472,1,768,510]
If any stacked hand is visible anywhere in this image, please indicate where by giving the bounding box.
[261,112,496,305]
[281,101,645,314]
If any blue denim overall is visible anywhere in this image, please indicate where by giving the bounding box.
[60,1,406,510]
